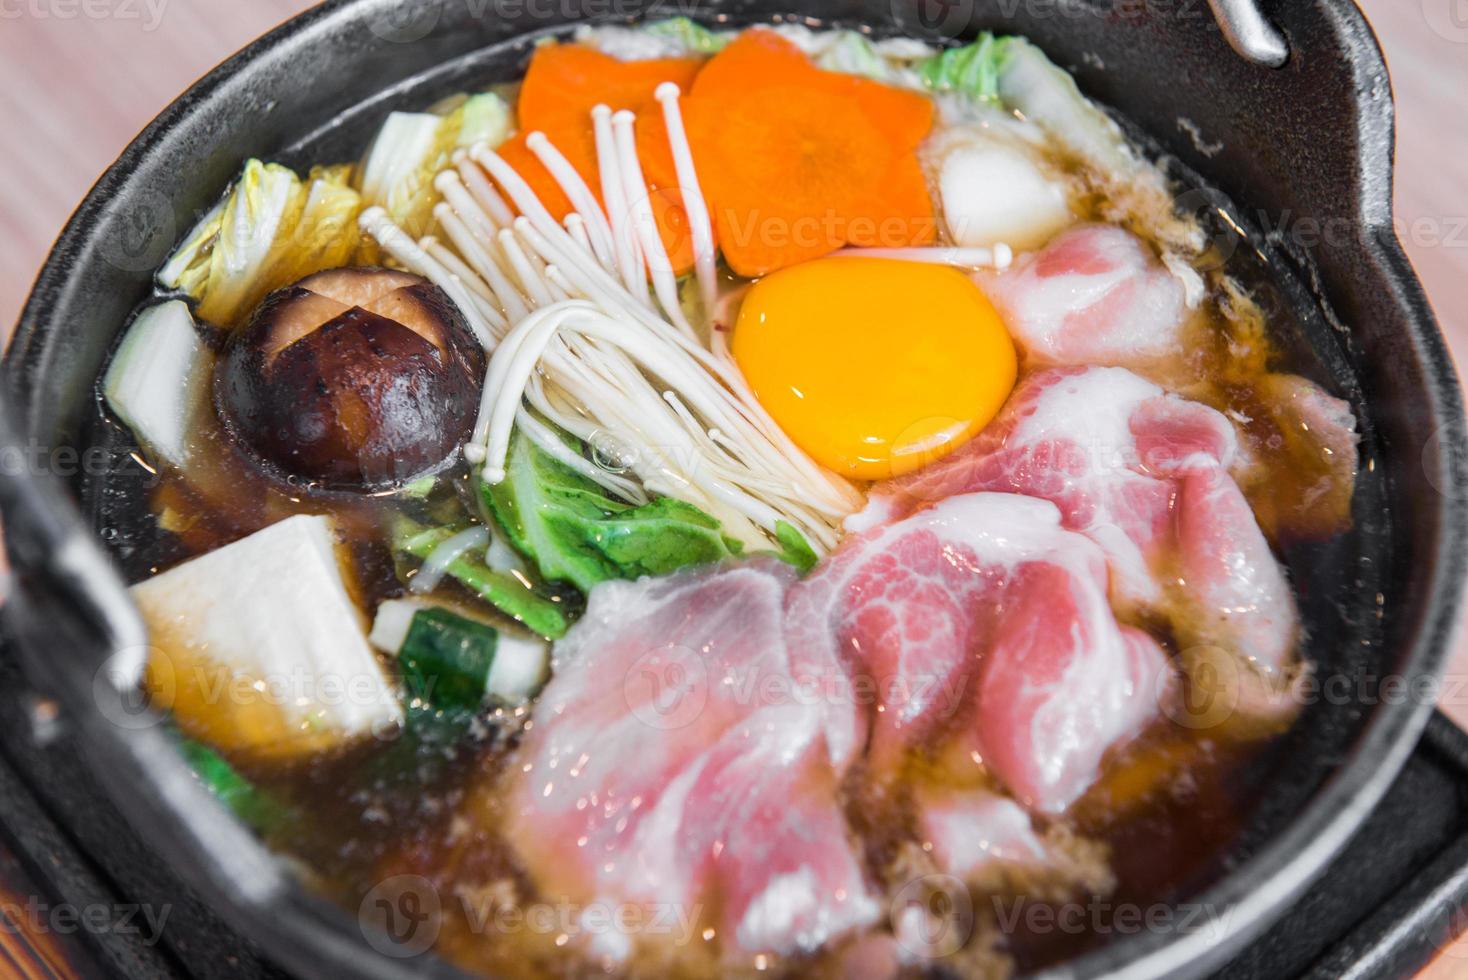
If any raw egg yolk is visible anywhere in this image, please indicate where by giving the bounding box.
[732,256,1017,481]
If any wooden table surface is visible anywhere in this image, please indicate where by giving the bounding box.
[1,1,1466,975]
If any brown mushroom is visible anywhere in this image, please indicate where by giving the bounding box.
[216,267,486,491]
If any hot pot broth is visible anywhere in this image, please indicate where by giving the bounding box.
[87,19,1363,979]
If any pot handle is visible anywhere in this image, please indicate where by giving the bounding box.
[1207,0,1289,68]
[0,392,148,703]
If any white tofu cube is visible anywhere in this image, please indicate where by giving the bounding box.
[131,515,402,757]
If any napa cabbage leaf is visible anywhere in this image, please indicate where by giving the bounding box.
[358,92,512,244]
[917,33,1012,102]
[158,160,363,327]
[480,427,745,593]
[644,17,730,54]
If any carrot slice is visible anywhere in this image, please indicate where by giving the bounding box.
[498,43,703,273]
[847,153,939,249]
[518,44,702,160]
[675,29,936,276]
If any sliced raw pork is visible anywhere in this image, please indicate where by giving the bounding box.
[908,784,1113,899]
[793,492,1172,813]
[857,367,1300,678]
[500,561,877,962]
[916,786,1061,876]
[1243,372,1362,539]
[979,223,1189,367]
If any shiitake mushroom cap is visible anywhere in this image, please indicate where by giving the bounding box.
[216,267,486,491]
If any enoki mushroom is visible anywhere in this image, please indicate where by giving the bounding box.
[358,84,863,553]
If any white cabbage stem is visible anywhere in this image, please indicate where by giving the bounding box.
[411,525,489,594]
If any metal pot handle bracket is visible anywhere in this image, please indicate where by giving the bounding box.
[0,393,147,716]
[0,388,290,906]
[1208,0,1289,67]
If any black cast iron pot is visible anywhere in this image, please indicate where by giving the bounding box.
[2,1,1466,977]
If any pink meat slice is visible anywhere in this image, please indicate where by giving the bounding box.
[794,492,1171,813]
[977,559,1174,809]
[1255,373,1358,459]
[1131,394,1242,474]
[854,367,1231,605]
[979,224,1188,367]
[904,783,1116,946]
[1173,465,1297,667]
[915,786,1055,876]
[671,703,879,953]
[785,509,1003,766]
[501,562,877,961]
[858,366,1299,676]
[1247,372,1362,538]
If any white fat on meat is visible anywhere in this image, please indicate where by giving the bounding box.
[918,787,1054,875]
[979,223,1189,367]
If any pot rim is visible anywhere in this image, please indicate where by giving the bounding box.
[4,3,1466,979]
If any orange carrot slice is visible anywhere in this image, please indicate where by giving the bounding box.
[498,43,703,273]
[518,44,702,176]
[676,29,936,277]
